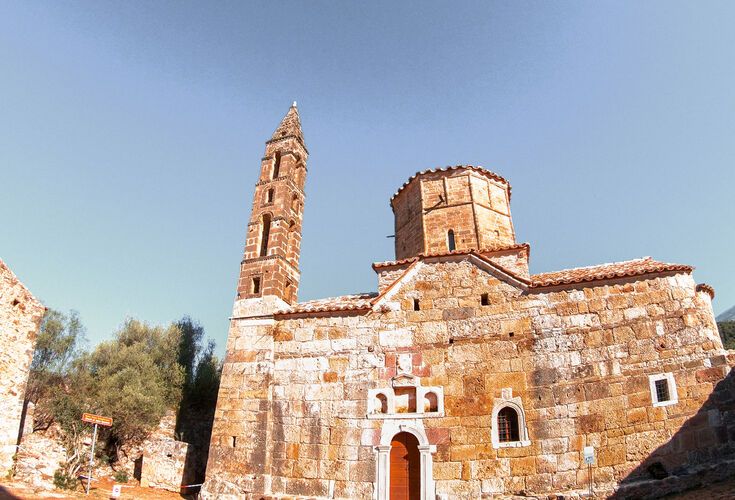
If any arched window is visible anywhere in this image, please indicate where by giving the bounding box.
[272,151,281,179]
[447,229,456,251]
[259,214,271,257]
[497,406,520,443]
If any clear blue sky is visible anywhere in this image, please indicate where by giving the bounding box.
[1,1,733,354]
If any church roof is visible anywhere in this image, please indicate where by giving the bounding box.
[274,256,692,317]
[530,257,692,288]
[372,243,530,270]
[275,292,377,316]
[270,102,304,145]
[390,165,511,207]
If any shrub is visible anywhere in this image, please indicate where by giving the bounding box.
[53,469,78,490]
[113,469,129,483]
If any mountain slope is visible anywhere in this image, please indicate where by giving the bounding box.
[716,304,735,322]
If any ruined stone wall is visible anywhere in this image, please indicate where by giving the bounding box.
[204,259,730,498]
[0,260,44,473]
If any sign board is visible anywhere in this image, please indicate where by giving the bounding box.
[111,484,122,498]
[583,446,595,465]
[82,413,113,427]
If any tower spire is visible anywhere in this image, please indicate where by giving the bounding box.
[236,104,308,304]
[270,102,304,145]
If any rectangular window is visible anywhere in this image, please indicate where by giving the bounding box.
[252,277,261,295]
[413,299,420,311]
[649,373,678,407]
[655,379,670,402]
[481,293,489,306]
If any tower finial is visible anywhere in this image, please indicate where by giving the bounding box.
[292,101,297,108]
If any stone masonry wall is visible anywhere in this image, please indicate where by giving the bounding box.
[204,258,730,498]
[0,259,44,473]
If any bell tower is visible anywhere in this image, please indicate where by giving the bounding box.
[236,103,307,304]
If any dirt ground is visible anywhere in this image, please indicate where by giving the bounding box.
[1,475,733,499]
[0,476,197,500]
[664,474,735,499]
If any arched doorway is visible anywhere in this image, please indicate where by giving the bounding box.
[390,432,420,500]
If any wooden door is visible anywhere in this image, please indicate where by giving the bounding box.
[390,432,421,500]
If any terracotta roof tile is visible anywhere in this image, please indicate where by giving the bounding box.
[390,165,511,206]
[531,257,692,288]
[696,283,715,299]
[275,292,378,316]
[277,257,692,317]
[372,243,529,270]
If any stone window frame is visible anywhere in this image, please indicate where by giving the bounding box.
[491,396,531,449]
[648,372,678,407]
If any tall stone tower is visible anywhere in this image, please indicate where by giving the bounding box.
[236,103,307,304]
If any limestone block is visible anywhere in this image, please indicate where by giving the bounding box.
[378,328,413,348]
[140,439,193,492]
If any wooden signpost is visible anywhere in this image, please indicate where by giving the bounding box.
[81,413,113,495]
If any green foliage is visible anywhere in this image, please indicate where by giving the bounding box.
[718,321,735,350]
[31,310,220,473]
[113,469,129,483]
[90,319,184,447]
[177,316,204,389]
[53,469,78,490]
[31,309,85,374]
[26,309,86,423]
[189,340,221,411]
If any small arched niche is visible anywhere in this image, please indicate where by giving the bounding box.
[376,393,388,414]
[424,391,439,413]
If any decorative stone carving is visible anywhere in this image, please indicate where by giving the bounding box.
[367,373,444,419]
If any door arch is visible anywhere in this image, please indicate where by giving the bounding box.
[390,432,421,500]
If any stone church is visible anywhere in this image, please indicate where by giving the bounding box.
[202,105,734,499]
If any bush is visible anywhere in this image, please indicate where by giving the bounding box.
[718,321,735,350]
[53,469,78,490]
[113,469,129,483]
